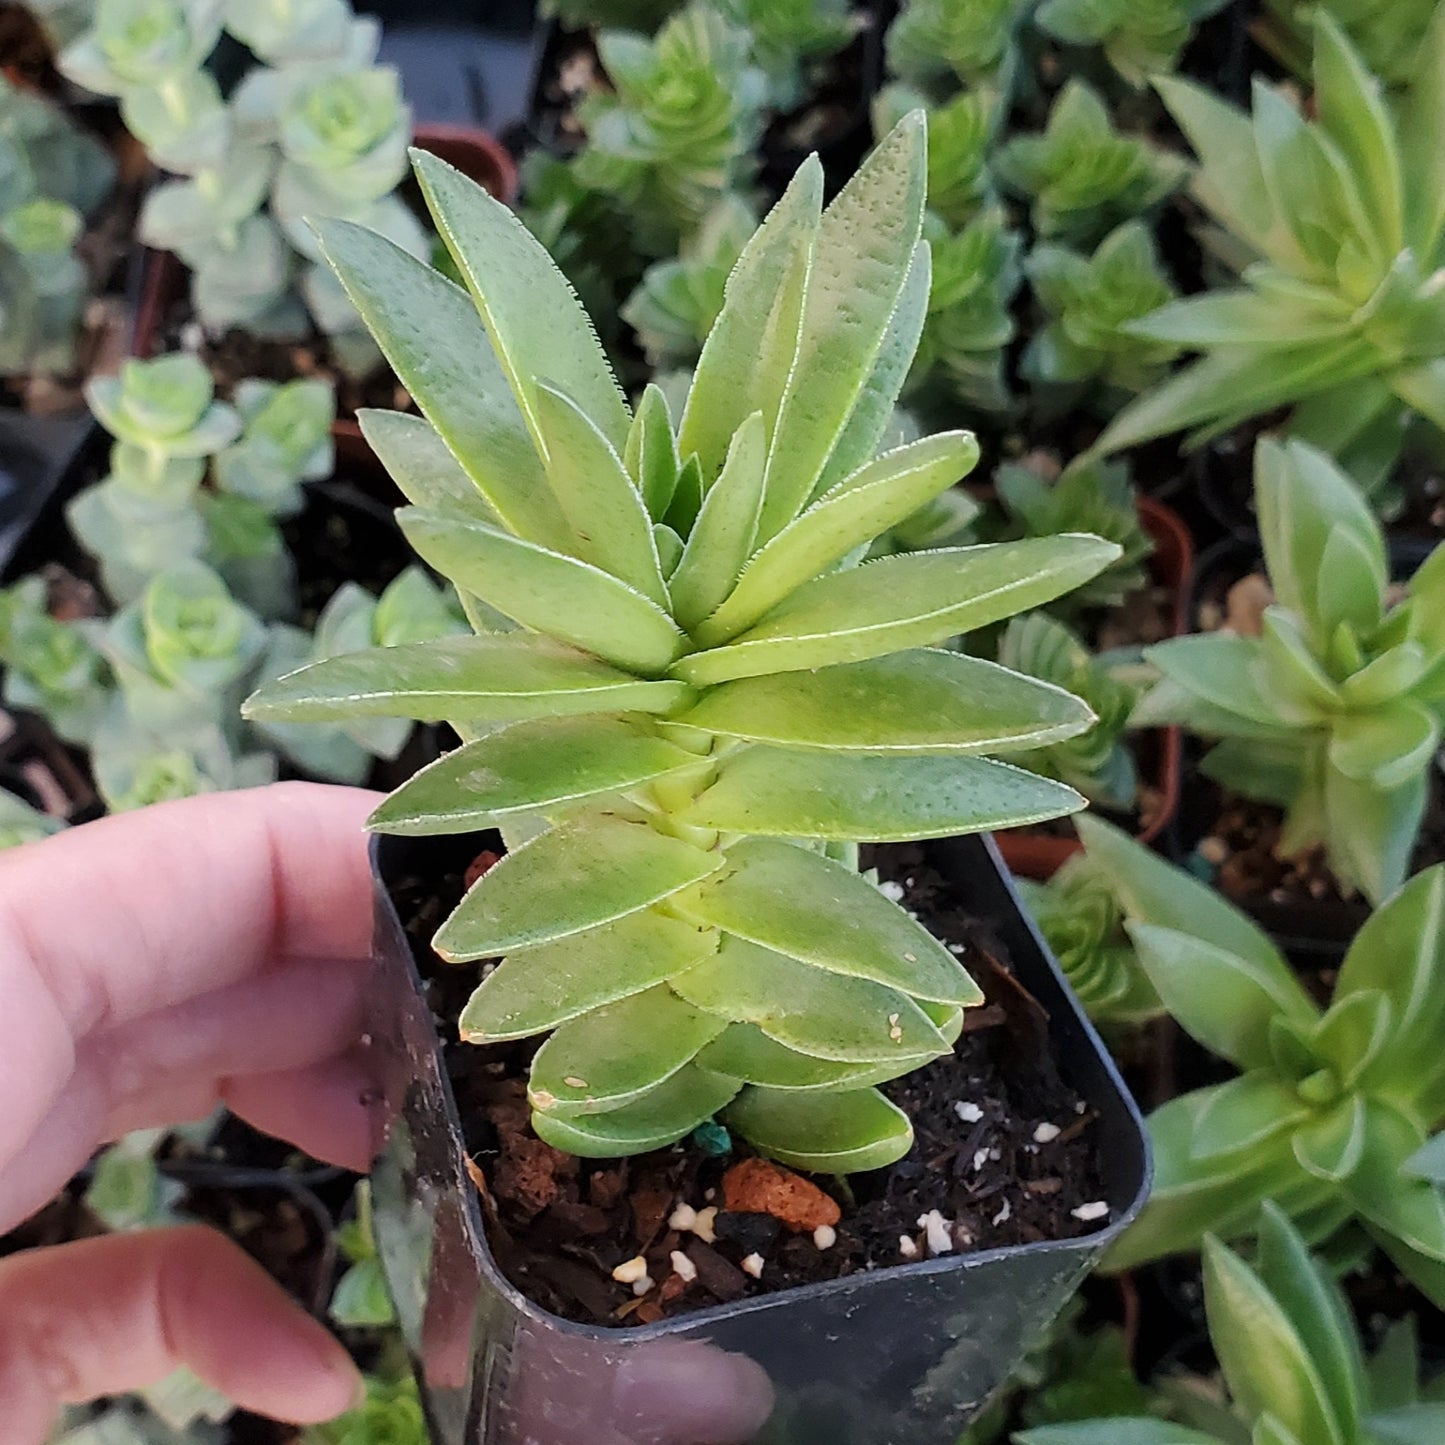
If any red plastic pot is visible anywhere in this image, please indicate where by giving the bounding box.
[995,496,1193,882]
[131,122,518,448]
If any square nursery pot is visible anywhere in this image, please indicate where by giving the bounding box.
[364,830,1152,1445]
[996,495,1193,882]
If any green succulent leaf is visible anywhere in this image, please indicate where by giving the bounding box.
[678,649,1095,755]
[724,1085,914,1173]
[698,1025,923,1092]
[667,837,982,1005]
[531,1065,741,1156]
[435,815,723,961]
[460,910,717,1043]
[679,749,1083,841]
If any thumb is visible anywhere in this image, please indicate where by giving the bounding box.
[0,1226,362,1444]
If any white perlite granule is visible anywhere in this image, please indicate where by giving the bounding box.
[670,1250,697,1283]
[954,1101,984,1124]
[1033,1122,1062,1144]
[1071,1201,1110,1223]
[611,1256,649,1285]
[918,1210,954,1255]
[813,1225,837,1250]
[741,1253,765,1279]
[879,880,906,902]
[899,1235,920,1259]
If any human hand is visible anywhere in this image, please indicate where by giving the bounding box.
[0,783,378,1441]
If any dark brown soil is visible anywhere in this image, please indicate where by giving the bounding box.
[0,3,54,88]
[391,840,1108,1329]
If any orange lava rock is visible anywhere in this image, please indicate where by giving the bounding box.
[464,849,502,890]
[721,1158,841,1234]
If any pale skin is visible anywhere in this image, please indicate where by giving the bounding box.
[0,781,775,1445]
[0,783,377,1442]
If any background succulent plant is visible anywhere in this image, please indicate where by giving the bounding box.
[246,119,1121,1170]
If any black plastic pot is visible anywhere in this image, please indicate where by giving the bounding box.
[364,830,1151,1445]
[0,410,96,578]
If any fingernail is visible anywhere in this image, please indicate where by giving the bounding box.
[612,1340,775,1443]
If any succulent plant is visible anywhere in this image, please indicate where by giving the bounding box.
[59,0,230,174]
[875,82,999,230]
[1079,815,1445,1305]
[1134,439,1445,905]
[0,74,115,378]
[246,119,1122,1169]
[213,378,336,517]
[994,80,1187,248]
[68,355,241,604]
[1258,0,1437,87]
[1023,221,1180,399]
[1035,0,1231,86]
[542,0,682,29]
[621,193,755,369]
[329,1183,396,1329]
[221,0,365,63]
[884,0,1027,92]
[256,568,464,785]
[302,1375,427,1445]
[998,612,1141,810]
[911,207,1023,413]
[717,0,855,111]
[1016,855,1161,1028]
[1024,1202,1445,1445]
[0,575,113,746]
[574,2,767,254]
[1097,13,1445,478]
[990,458,1153,612]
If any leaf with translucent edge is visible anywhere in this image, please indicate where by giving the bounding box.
[243,634,693,724]
[412,149,630,454]
[698,1024,931,1092]
[531,1066,741,1156]
[668,837,980,1005]
[1128,922,1318,1071]
[698,430,980,642]
[1397,2,1445,256]
[367,718,702,835]
[528,986,727,1115]
[673,936,947,1062]
[1254,1202,1365,1442]
[678,649,1094,755]
[673,536,1122,686]
[1312,14,1403,263]
[1293,1097,1368,1183]
[435,815,722,961]
[628,383,682,520]
[398,509,684,675]
[725,1086,913,1173]
[680,158,822,486]
[1404,1133,1445,1185]
[1323,764,1429,910]
[1187,1075,1309,1162]
[809,241,931,504]
[357,409,497,522]
[680,750,1084,841]
[532,383,666,605]
[1336,866,1445,1103]
[669,412,766,632]
[1329,702,1440,789]
[757,114,927,541]
[313,220,569,550]
[459,910,716,1042]
[1203,1235,1346,1445]
[1341,1100,1445,1262]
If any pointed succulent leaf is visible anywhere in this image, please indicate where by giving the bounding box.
[1309,989,1394,1089]
[724,1086,913,1173]
[679,750,1083,841]
[529,986,727,1115]
[668,412,767,631]
[398,509,684,675]
[435,816,723,961]
[672,936,947,1064]
[680,157,822,484]
[668,837,981,1005]
[1322,764,1428,908]
[678,649,1095,755]
[1328,701,1440,790]
[459,910,717,1043]
[699,430,980,642]
[315,220,569,549]
[367,718,702,835]
[673,536,1122,686]
[1188,1075,1310,1162]
[629,382,682,519]
[243,635,693,725]
[357,409,496,522]
[1404,1134,1445,1186]
[756,112,927,540]
[1127,922,1317,1070]
[1293,1096,1368,1184]
[1342,1099,1445,1262]
[531,1066,741,1157]
[531,383,666,604]
[1203,1232,1346,1445]
[412,149,629,453]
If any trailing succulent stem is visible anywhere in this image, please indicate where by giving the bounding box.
[247,118,1121,1171]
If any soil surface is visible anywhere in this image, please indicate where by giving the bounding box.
[391,840,1109,1328]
